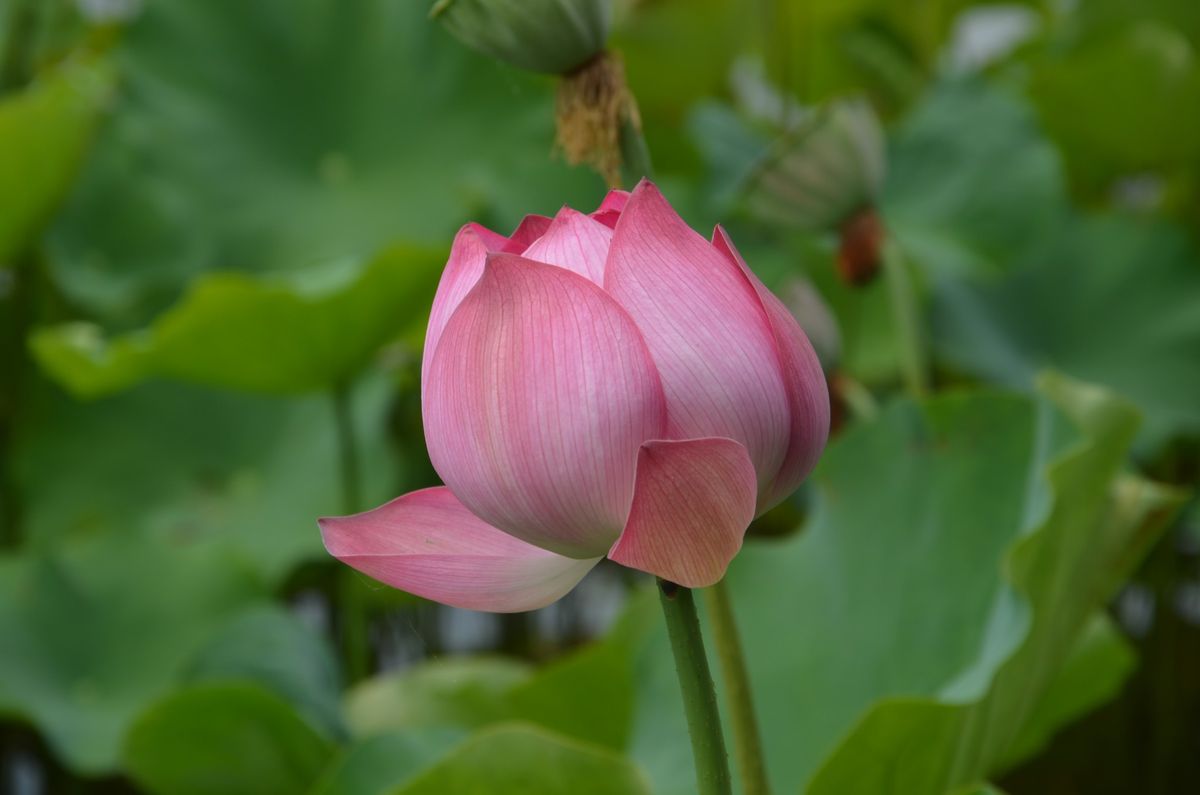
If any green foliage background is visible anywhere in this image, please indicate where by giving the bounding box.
[1,0,1198,793]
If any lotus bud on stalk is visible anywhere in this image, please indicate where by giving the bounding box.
[430,0,648,188]
[319,181,830,612]
[744,99,888,285]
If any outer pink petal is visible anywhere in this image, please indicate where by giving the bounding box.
[713,226,831,510]
[320,487,598,613]
[608,438,757,588]
[603,180,791,496]
[424,253,668,558]
[422,223,505,397]
[503,214,554,253]
[521,206,613,285]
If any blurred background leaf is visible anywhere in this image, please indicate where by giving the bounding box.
[391,724,650,795]
[882,77,1069,279]
[0,56,110,267]
[0,535,263,773]
[184,605,346,741]
[46,0,599,327]
[122,682,337,795]
[932,214,1200,449]
[15,376,400,582]
[30,245,443,397]
[2,0,1199,792]
[308,729,467,795]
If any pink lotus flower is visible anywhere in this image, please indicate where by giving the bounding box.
[320,181,829,611]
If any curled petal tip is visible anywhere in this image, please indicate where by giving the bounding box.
[608,437,757,588]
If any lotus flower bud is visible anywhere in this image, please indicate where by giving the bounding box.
[743,99,889,285]
[429,0,611,75]
[320,181,830,611]
[745,98,886,233]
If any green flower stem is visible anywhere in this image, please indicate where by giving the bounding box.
[881,237,929,397]
[658,578,733,795]
[704,577,771,795]
[0,0,37,90]
[332,383,363,515]
[618,109,654,187]
[332,383,369,682]
[0,254,31,550]
[836,373,880,422]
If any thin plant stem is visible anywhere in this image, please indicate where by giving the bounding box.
[704,577,771,795]
[881,237,929,397]
[332,383,369,682]
[332,383,363,515]
[836,373,880,422]
[0,256,30,550]
[613,49,655,187]
[658,578,733,795]
[618,109,654,187]
[0,0,38,91]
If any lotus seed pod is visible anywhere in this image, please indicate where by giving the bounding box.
[430,0,611,75]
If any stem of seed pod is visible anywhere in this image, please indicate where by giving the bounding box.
[618,109,654,187]
[0,0,38,90]
[704,577,771,795]
[332,382,370,682]
[658,578,733,795]
[881,237,929,397]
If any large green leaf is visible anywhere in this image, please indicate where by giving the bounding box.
[345,593,654,752]
[998,613,1136,769]
[1026,7,1200,191]
[16,375,400,582]
[0,56,111,266]
[393,724,651,795]
[47,0,599,325]
[2,366,402,775]
[185,604,347,740]
[346,657,532,738]
[932,213,1200,448]
[123,682,336,795]
[625,376,1179,794]
[0,535,263,773]
[309,730,468,795]
[883,77,1070,279]
[30,244,443,397]
[748,0,1042,110]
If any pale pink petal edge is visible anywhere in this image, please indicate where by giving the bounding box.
[520,206,614,285]
[320,487,599,613]
[712,225,831,511]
